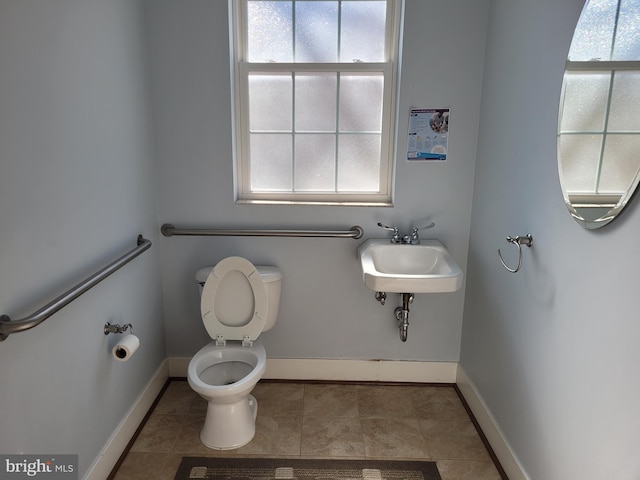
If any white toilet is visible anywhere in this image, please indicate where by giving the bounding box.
[187,256,282,450]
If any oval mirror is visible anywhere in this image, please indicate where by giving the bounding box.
[558,0,640,229]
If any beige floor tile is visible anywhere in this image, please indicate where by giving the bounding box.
[303,383,359,417]
[356,385,417,419]
[301,416,365,457]
[420,419,490,460]
[130,414,186,453]
[361,417,430,459]
[153,381,200,415]
[235,415,302,456]
[436,459,502,480]
[112,452,168,480]
[252,382,304,417]
[157,453,184,480]
[409,387,469,421]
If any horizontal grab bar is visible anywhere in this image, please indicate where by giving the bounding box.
[160,223,364,239]
[0,235,152,341]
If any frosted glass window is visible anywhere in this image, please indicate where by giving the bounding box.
[608,71,640,131]
[612,0,640,60]
[246,0,387,64]
[247,1,293,62]
[295,73,337,132]
[234,0,400,204]
[558,135,603,192]
[250,134,292,191]
[560,72,610,132]
[600,134,640,191]
[341,1,387,62]
[337,134,381,191]
[568,0,617,61]
[294,134,336,191]
[295,2,338,62]
[249,75,292,131]
[339,75,384,132]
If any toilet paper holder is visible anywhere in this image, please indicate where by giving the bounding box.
[104,322,134,335]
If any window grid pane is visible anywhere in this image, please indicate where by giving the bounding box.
[248,74,292,131]
[295,1,339,62]
[247,1,293,62]
[249,134,293,191]
[612,0,640,61]
[294,134,337,191]
[559,71,610,132]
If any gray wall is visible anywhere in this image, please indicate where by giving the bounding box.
[147,0,489,360]
[0,1,165,477]
[461,0,640,478]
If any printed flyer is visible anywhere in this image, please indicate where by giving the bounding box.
[407,108,449,161]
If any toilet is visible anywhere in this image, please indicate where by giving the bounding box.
[187,256,282,450]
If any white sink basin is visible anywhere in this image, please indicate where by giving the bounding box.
[357,239,464,293]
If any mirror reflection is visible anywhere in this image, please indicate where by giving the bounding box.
[557,0,640,229]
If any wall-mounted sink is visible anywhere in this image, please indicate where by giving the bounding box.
[357,239,464,293]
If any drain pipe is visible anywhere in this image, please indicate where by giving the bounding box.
[374,291,415,341]
[394,293,414,342]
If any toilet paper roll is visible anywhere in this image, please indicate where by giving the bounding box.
[112,334,140,362]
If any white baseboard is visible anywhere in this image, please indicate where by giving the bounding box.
[84,359,169,480]
[456,365,528,480]
[265,358,458,382]
[169,356,457,383]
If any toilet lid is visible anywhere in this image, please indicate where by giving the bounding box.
[200,256,268,342]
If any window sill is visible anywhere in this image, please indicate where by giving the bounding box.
[235,198,394,207]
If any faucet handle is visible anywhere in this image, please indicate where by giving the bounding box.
[377,222,401,243]
[409,222,435,244]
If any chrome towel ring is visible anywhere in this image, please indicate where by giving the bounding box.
[498,234,533,273]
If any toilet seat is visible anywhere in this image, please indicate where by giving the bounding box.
[200,256,268,345]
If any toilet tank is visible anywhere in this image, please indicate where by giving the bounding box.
[195,264,282,332]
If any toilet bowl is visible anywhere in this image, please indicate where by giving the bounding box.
[187,257,282,450]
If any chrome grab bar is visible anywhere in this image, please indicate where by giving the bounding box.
[160,223,364,239]
[0,235,152,341]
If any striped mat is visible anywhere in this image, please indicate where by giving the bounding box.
[174,457,441,480]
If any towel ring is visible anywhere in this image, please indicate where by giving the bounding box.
[498,234,533,273]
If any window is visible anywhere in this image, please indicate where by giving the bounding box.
[231,0,402,205]
[557,0,640,226]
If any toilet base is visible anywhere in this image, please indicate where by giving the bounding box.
[200,394,258,450]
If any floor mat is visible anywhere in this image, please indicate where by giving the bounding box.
[174,457,442,480]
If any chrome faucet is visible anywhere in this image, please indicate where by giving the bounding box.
[377,221,435,244]
[377,222,401,243]
[409,222,435,244]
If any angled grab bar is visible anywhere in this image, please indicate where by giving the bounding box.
[0,235,152,341]
[498,234,533,273]
[160,223,363,239]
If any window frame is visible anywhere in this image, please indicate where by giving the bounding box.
[230,0,403,206]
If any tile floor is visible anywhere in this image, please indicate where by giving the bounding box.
[111,380,504,480]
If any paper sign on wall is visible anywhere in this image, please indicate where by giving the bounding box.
[407,108,449,161]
